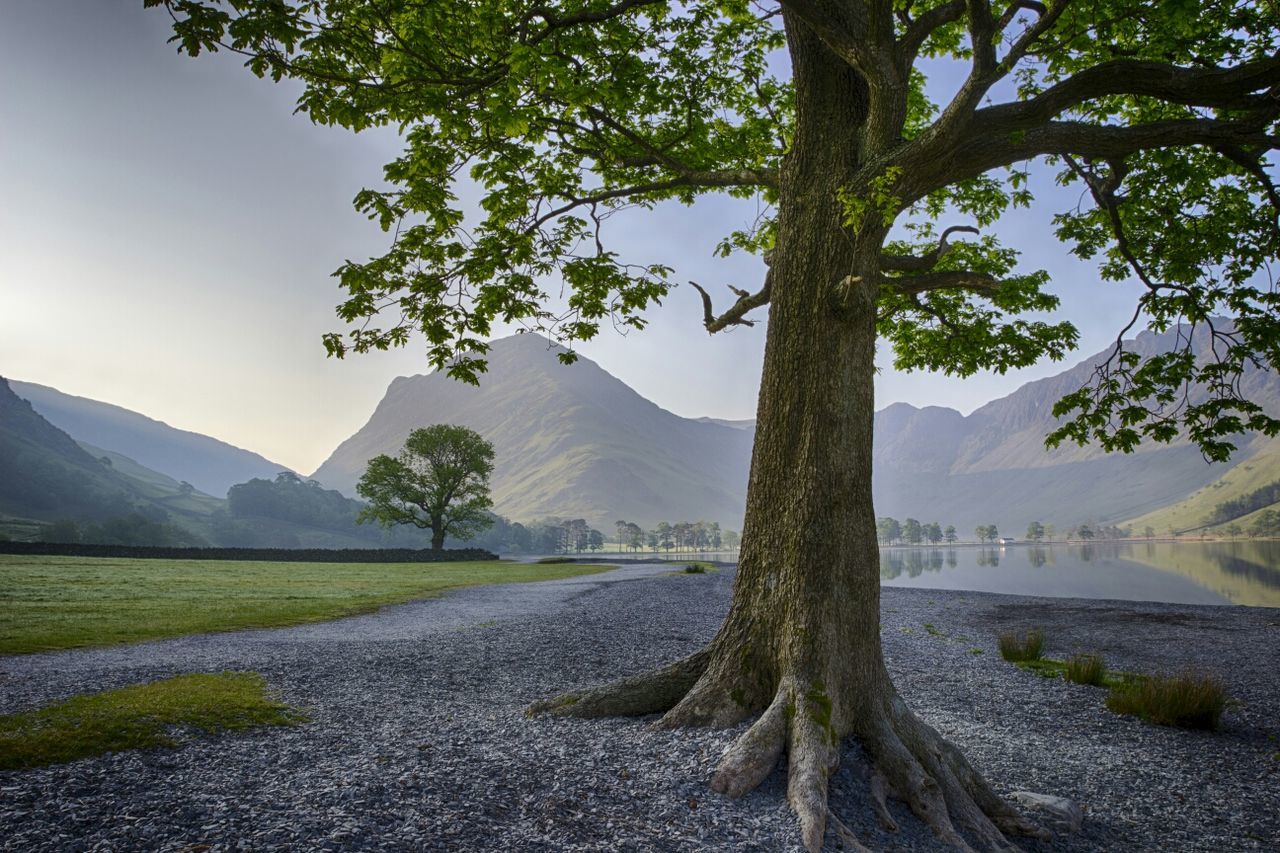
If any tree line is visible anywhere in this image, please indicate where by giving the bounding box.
[1205,479,1280,527]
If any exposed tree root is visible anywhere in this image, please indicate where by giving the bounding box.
[530,657,1049,852]
[525,648,710,718]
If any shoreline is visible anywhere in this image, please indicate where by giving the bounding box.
[2,567,1277,851]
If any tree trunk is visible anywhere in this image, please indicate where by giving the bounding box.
[430,524,445,550]
[530,14,1045,852]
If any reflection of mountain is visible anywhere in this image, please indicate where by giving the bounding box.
[1122,541,1280,608]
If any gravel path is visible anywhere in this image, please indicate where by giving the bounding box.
[2,563,1278,852]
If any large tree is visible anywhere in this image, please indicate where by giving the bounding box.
[356,425,495,549]
[152,0,1279,848]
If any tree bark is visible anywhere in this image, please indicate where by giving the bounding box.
[530,11,1047,852]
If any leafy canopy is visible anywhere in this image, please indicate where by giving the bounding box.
[356,424,496,542]
[151,0,1280,460]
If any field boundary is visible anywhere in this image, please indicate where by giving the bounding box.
[0,542,497,563]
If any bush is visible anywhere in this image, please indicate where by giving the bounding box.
[998,629,1044,662]
[1105,671,1227,730]
[1065,653,1107,686]
[536,556,576,564]
[683,563,706,574]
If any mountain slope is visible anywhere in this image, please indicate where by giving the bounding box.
[313,326,1280,535]
[10,380,291,498]
[870,325,1280,531]
[0,377,162,523]
[311,334,754,529]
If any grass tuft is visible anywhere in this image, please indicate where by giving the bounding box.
[683,563,706,574]
[1065,652,1107,686]
[0,672,304,770]
[998,629,1044,662]
[1105,671,1228,730]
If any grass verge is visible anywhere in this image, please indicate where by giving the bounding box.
[1105,671,1228,730]
[0,556,612,655]
[0,672,303,770]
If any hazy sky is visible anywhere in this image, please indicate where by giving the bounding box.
[1,1,1148,473]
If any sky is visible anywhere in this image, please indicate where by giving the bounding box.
[0,1,1149,474]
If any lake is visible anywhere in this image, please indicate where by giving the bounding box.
[881,540,1280,608]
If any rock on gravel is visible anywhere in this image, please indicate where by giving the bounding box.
[2,564,1278,852]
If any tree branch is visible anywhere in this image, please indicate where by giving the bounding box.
[880,225,979,272]
[885,270,1001,296]
[690,273,773,333]
[896,0,965,67]
[777,0,869,70]
[976,56,1280,131]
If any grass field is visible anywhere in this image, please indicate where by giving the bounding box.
[0,672,303,769]
[0,556,612,656]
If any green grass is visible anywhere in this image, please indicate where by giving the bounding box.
[1065,652,1107,686]
[0,556,611,655]
[1012,656,1130,688]
[998,629,1044,662]
[0,672,303,770]
[1105,671,1228,730]
[1124,439,1280,534]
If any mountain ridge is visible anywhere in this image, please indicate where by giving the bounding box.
[10,380,291,497]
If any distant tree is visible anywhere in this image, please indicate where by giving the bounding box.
[1025,521,1044,542]
[1045,524,1057,544]
[1249,510,1280,538]
[903,518,923,545]
[655,522,673,553]
[1225,523,1243,539]
[923,522,943,545]
[1143,525,1155,540]
[625,522,645,552]
[876,517,901,546]
[722,529,741,553]
[1077,524,1095,541]
[988,525,1000,542]
[356,425,495,549]
[709,522,722,550]
[588,528,605,553]
[943,525,958,545]
[615,520,629,552]
[42,519,82,544]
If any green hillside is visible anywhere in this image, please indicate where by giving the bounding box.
[1124,438,1280,535]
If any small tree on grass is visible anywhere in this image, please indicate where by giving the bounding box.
[356,425,495,550]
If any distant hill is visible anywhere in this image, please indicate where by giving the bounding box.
[313,326,1280,534]
[0,377,171,524]
[870,325,1280,532]
[311,334,754,530]
[10,380,291,497]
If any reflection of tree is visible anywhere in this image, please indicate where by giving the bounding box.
[880,548,948,580]
[945,550,957,569]
[1027,546,1048,568]
[1079,544,1094,562]
[975,548,1000,567]
[1210,545,1280,586]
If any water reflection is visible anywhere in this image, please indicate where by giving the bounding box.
[879,540,1280,607]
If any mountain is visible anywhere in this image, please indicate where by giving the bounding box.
[313,326,1280,535]
[870,325,1280,532]
[0,377,174,524]
[311,334,754,530]
[9,380,290,497]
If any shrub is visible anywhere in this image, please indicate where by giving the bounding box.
[1105,671,1227,730]
[683,563,706,574]
[998,629,1044,662]
[1065,653,1107,686]
[536,556,576,564]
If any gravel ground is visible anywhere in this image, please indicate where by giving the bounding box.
[2,563,1278,852]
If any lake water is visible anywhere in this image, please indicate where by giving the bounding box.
[880,541,1280,608]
